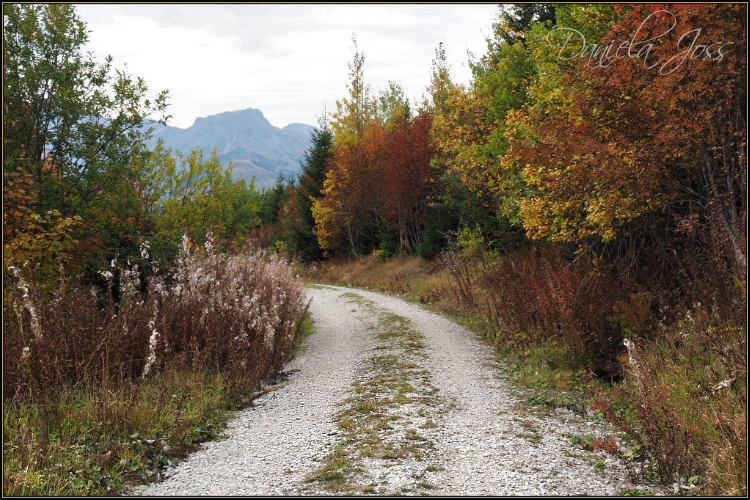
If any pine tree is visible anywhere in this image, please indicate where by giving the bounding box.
[286,124,333,261]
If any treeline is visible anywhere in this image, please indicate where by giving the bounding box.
[261,6,746,492]
[266,4,746,322]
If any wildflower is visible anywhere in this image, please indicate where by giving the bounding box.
[141,242,150,260]
[264,323,275,349]
[204,234,215,256]
[142,323,160,378]
[181,233,191,254]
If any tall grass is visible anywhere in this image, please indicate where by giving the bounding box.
[3,234,311,495]
[615,318,746,494]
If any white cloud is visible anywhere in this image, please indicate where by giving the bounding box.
[75,4,499,128]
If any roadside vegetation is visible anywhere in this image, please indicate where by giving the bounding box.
[290,4,746,496]
[3,6,309,495]
[4,3,745,497]
[3,234,311,495]
[307,248,746,496]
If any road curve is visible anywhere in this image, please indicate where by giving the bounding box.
[135,284,664,496]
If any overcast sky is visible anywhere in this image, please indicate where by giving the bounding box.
[74,4,501,130]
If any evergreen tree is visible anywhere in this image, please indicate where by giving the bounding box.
[285,125,333,261]
[260,174,287,225]
[496,4,557,47]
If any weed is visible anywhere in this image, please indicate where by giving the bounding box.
[301,295,444,494]
[4,244,310,496]
[619,488,647,496]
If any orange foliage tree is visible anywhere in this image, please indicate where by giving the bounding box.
[509,4,746,296]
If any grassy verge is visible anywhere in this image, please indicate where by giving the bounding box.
[302,293,443,494]
[3,315,315,496]
[3,244,313,496]
[307,254,746,496]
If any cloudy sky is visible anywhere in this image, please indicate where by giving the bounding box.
[75,4,501,129]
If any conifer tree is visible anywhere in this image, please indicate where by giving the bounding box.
[285,121,334,261]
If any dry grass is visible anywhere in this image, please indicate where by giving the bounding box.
[4,235,309,399]
[305,254,451,304]
[614,320,746,495]
[3,235,311,495]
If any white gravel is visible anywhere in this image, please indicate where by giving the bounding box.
[133,284,666,496]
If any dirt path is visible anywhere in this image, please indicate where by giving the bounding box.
[136,285,664,496]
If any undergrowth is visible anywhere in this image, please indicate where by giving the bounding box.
[3,235,311,495]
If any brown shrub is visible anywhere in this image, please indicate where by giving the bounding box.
[3,234,309,402]
[441,247,625,369]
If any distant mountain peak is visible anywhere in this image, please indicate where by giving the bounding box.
[144,107,318,189]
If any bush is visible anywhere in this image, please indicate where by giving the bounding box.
[441,246,624,371]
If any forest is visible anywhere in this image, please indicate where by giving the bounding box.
[4,3,746,496]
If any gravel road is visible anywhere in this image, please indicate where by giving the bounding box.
[134,284,665,496]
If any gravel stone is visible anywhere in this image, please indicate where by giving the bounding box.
[133,285,666,496]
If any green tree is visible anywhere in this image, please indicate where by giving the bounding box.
[3,3,169,267]
[495,3,557,47]
[377,81,411,126]
[424,42,453,114]
[156,147,260,245]
[260,174,288,226]
[284,122,334,261]
[329,33,376,145]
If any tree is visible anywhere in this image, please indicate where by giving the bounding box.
[315,36,383,257]
[377,81,411,125]
[260,174,288,226]
[155,147,260,246]
[329,34,376,145]
[313,122,386,257]
[282,122,334,261]
[380,112,435,254]
[510,4,746,276]
[425,42,453,114]
[495,3,557,47]
[3,4,170,268]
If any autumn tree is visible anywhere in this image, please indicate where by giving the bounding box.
[378,112,436,254]
[428,20,541,254]
[502,4,745,322]
[314,36,383,256]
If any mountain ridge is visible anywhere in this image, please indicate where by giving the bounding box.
[144,108,317,189]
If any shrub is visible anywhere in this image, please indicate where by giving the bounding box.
[441,246,624,370]
[3,233,310,401]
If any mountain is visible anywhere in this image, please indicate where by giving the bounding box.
[144,108,317,189]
